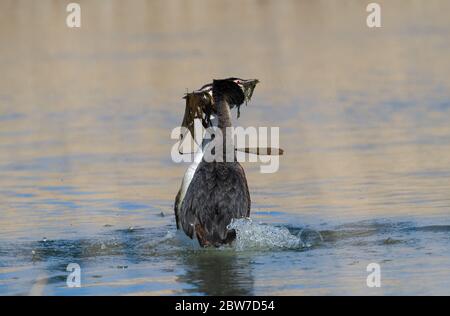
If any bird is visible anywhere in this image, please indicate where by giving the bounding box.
[174,78,259,233]
[174,84,214,231]
[177,78,259,247]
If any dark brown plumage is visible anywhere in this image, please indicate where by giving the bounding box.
[178,79,254,247]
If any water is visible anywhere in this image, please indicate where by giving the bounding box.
[1,0,450,295]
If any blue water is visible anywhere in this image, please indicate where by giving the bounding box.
[1,0,450,295]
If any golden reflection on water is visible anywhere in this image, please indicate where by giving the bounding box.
[0,0,450,295]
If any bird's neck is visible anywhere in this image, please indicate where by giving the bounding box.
[214,93,233,131]
[213,95,235,161]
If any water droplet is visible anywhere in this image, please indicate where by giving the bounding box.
[227,218,304,250]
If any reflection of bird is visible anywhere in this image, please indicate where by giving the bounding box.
[177,78,259,247]
[176,250,254,295]
[174,78,258,235]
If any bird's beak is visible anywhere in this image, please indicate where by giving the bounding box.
[239,79,259,107]
[243,79,259,86]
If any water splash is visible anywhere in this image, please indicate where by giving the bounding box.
[227,218,321,250]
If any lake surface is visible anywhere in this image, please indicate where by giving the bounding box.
[0,0,449,295]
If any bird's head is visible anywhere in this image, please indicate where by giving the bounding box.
[215,78,259,117]
[224,78,259,103]
[179,84,214,149]
[178,78,259,151]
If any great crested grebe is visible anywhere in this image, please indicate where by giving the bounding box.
[174,78,259,234]
[177,78,259,247]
